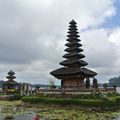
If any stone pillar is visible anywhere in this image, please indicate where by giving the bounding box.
[61,80,63,88]
[86,78,90,89]
[61,79,65,94]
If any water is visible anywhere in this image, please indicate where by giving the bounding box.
[13,113,35,120]
[0,110,42,120]
[0,101,35,120]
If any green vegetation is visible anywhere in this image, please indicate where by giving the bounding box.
[0,93,5,96]
[0,101,25,119]
[22,97,101,106]
[37,109,120,120]
[49,78,56,88]
[22,97,118,110]
[10,94,22,100]
[0,94,22,101]
[22,94,120,111]
[1,101,120,120]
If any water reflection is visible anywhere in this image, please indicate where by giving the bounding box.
[2,111,37,120]
[0,102,35,120]
[14,113,35,120]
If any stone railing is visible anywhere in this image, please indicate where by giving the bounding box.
[38,88,92,95]
[96,87,116,93]
[38,87,116,95]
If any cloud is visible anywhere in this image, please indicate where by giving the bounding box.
[81,28,117,68]
[109,27,120,46]
[109,27,120,74]
[0,0,118,84]
[79,28,118,82]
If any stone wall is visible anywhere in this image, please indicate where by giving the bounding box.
[63,78,85,89]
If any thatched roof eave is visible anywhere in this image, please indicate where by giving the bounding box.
[50,67,97,79]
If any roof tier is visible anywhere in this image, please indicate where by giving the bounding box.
[6,76,16,80]
[66,38,81,42]
[68,28,78,31]
[67,31,79,34]
[65,42,82,47]
[67,34,80,38]
[69,19,77,24]
[64,47,83,53]
[60,59,88,67]
[63,53,85,59]
[4,80,19,85]
[50,67,97,79]
[8,70,15,76]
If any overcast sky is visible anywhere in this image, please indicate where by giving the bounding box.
[0,0,120,84]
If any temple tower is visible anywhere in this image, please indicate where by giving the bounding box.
[3,70,19,94]
[6,70,16,81]
[50,20,97,90]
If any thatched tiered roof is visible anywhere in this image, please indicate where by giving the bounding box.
[4,70,19,85]
[50,20,97,79]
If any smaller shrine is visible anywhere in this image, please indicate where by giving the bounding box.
[3,70,20,94]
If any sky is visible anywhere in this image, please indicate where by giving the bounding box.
[0,0,120,84]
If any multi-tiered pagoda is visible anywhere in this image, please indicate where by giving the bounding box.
[50,20,97,90]
[3,70,20,93]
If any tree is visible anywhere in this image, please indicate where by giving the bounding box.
[103,83,108,89]
[109,76,120,87]
[49,78,56,89]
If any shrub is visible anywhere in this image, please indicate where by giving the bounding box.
[49,78,56,89]
[107,93,120,97]
[22,95,120,110]
[22,97,102,107]
[10,94,22,100]
[71,94,100,99]
[115,97,120,105]
[102,100,116,108]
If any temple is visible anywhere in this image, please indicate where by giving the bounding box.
[50,20,97,90]
[3,70,20,94]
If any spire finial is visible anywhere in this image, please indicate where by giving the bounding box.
[69,19,76,24]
